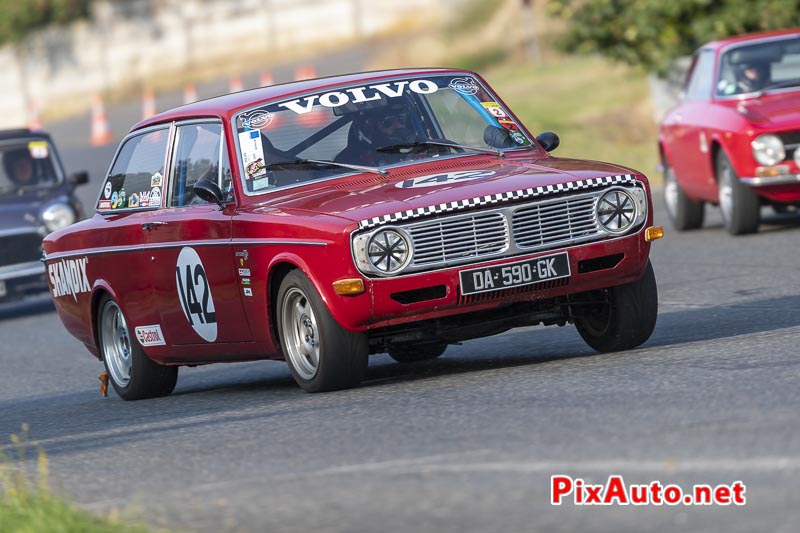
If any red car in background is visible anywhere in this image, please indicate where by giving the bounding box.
[44,68,662,400]
[660,29,800,235]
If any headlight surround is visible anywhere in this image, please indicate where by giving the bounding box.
[752,134,785,166]
[353,227,412,276]
[596,189,639,234]
[41,202,76,232]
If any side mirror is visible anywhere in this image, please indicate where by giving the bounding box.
[68,171,89,186]
[193,178,224,208]
[535,131,560,152]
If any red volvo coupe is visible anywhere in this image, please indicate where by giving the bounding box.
[44,69,662,399]
[660,29,800,235]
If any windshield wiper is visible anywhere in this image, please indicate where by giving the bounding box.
[263,158,387,176]
[377,140,516,157]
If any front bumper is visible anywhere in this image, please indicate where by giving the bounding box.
[0,261,48,301]
[741,174,800,187]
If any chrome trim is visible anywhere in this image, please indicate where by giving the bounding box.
[741,174,800,186]
[43,238,327,262]
[0,261,45,281]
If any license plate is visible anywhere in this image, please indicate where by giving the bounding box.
[0,280,6,298]
[459,252,570,296]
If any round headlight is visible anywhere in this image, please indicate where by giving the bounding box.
[752,134,785,166]
[367,229,411,274]
[41,203,76,232]
[597,190,637,234]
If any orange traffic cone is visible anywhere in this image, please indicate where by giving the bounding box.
[294,65,317,81]
[183,82,197,104]
[229,75,243,93]
[90,94,113,147]
[27,100,43,131]
[142,89,156,120]
[259,71,274,87]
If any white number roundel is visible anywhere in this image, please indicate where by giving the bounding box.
[175,247,217,342]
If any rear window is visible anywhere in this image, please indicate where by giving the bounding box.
[98,128,169,212]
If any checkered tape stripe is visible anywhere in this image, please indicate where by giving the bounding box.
[357,174,638,230]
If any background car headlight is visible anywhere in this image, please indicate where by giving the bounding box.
[366,229,411,274]
[41,203,76,232]
[596,189,637,234]
[752,134,785,166]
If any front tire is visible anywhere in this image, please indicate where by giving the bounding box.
[277,270,368,392]
[575,261,658,353]
[98,295,177,400]
[663,155,704,230]
[716,150,760,235]
[388,342,448,363]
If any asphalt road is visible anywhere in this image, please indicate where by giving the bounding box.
[2,48,800,533]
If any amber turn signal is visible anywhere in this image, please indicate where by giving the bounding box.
[333,278,365,296]
[644,226,664,242]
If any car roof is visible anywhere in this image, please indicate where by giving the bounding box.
[131,67,469,133]
[702,28,800,51]
[0,128,53,142]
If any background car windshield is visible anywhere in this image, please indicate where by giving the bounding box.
[0,140,61,195]
[717,36,800,96]
[235,74,533,194]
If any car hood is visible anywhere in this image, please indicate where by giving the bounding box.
[248,155,638,225]
[737,91,800,127]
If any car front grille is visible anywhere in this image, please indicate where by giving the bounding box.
[0,230,43,268]
[512,195,599,248]
[409,212,508,267]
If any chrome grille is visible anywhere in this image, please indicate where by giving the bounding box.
[409,212,508,266]
[512,195,598,248]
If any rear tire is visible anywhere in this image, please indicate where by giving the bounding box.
[277,270,368,392]
[575,261,658,353]
[98,295,177,400]
[663,155,704,230]
[388,342,448,363]
[716,150,760,235]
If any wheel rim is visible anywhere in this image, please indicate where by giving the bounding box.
[280,287,320,380]
[664,166,679,220]
[100,300,132,387]
[718,161,734,223]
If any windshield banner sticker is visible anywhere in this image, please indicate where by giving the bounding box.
[276,80,438,115]
[396,170,496,189]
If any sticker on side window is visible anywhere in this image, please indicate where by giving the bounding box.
[239,130,266,180]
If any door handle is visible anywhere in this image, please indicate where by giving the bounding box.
[141,221,168,231]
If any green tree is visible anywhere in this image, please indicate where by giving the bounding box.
[0,0,90,45]
[549,0,800,74]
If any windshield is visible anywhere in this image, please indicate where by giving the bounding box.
[0,139,62,195]
[234,74,534,194]
[717,36,800,97]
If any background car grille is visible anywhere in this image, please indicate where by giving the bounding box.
[409,212,508,267]
[512,195,599,248]
[0,231,43,268]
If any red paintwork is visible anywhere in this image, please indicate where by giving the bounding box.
[43,69,655,366]
[660,30,800,204]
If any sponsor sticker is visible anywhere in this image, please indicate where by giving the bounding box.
[241,110,275,130]
[449,77,479,95]
[241,278,251,286]
[481,101,507,119]
[128,192,140,208]
[48,257,91,301]
[150,187,162,207]
[238,268,251,277]
[139,190,151,207]
[150,171,163,188]
[98,200,111,210]
[244,287,253,297]
[135,325,166,346]
[28,141,49,159]
[239,130,267,180]
[175,247,217,342]
[395,169,496,189]
[104,182,112,199]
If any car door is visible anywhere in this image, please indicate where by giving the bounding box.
[663,48,717,199]
[144,119,253,348]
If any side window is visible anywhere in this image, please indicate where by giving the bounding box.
[169,122,229,207]
[684,50,715,101]
[98,128,168,212]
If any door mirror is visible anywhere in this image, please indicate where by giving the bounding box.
[535,131,560,152]
[68,171,89,186]
[193,178,224,208]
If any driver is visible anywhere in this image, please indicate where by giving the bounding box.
[3,148,36,186]
[336,102,416,165]
[725,62,768,94]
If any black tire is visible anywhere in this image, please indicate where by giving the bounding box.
[388,342,448,363]
[575,260,658,353]
[663,155,704,230]
[716,150,760,235]
[97,295,177,400]
[277,270,368,392]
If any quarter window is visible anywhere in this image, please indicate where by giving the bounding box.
[98,128,169,211]
[684,50,715,101]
